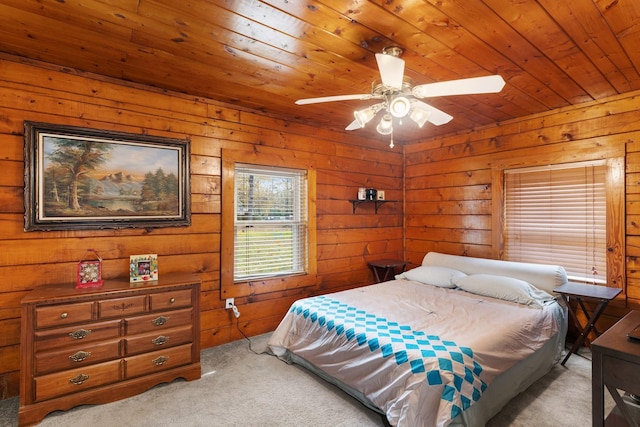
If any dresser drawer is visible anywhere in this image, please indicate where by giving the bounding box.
[125,308,192,335]
[124,325,192,355]
[98,295,147,318]
[34,319,121,353]
[149,289,192,310]
[34,359,122,402]
[35,339,121,375]
[35,302,94,329]
[125,344,193,379]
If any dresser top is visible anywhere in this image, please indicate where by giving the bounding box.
[22,272,201,305]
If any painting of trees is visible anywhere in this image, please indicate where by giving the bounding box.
[24,122,190,230]
[140,168,180,211]
[40,136,184,218]
[46,137,113,211]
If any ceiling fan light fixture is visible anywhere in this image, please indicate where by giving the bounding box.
[376,115,393,135]
[353,106,377,127]
[409,103,431,128]
[388,96,411,118]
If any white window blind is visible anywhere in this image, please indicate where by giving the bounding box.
[234,164,308,281]
[504,161,606,284]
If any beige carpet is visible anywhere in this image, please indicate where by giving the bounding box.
[0,334,613,427]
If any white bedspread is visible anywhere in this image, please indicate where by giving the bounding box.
[269,279,564,427]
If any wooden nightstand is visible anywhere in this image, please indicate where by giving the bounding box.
[553,282,621,365]
[368,259,407,283]
[591,310,640,427]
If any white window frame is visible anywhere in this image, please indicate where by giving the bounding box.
[233,164,307,281]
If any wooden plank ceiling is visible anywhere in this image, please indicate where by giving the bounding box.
[0,0,639,144]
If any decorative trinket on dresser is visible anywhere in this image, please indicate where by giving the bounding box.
[76,249,103,289]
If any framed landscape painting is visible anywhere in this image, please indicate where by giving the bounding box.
[24,121,191,231]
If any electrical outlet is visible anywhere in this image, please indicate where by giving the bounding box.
[225,298,234,309]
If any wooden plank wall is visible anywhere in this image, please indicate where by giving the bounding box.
[404,89,640,329]
[0,56,403,399]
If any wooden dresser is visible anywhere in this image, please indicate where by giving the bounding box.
[18,273,201,426]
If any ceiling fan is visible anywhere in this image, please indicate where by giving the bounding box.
[295,47,505,147]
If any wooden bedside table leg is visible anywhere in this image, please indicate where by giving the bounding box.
[370,266,382,283]
[592,350,604,427]
[562,297,610,365]
[381,267,394,282]
[577,298,602,335]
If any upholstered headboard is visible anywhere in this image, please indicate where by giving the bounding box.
[421,252,568,295]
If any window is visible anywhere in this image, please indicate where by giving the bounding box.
[504,161,607,283]
[234,164,308,281]
[221,149,317,298]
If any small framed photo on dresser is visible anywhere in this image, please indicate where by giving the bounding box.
[129,254,158,282]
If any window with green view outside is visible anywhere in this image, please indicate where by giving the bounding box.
[234,165,308,281]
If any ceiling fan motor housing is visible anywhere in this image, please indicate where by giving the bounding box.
[381,46,403,57]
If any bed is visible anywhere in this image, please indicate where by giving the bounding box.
[268,252,569,427]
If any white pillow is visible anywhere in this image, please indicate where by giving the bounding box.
[452,274,555,307]
[396,266,467,288]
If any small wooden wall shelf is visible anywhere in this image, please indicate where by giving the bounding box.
[349,199,396,214]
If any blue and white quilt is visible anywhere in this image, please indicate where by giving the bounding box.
[269,279,562,427]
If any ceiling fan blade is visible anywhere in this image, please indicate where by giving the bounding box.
[412,100,453,126]
[295,94,374,105]
[375,53,405,89]
[345,120,361,131]
[412,75,506,98]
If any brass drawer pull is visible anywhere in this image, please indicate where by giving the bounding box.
[152,356,169,366]
[169,298,176,304]
[69,373,90,385]
[152,336,169,346]
[69,351,92,362]
[60,312,68,319]
[69,328,92,340]
[151,316,169,326]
